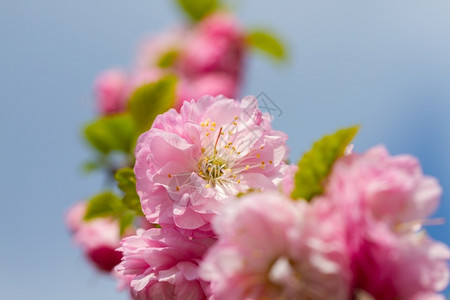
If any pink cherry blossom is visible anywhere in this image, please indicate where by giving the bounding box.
[322,145,449,298]
[115,228,214,300]
[134,95,288,236]
[280,164,298,196]
[135,13,244,80]
[176,73,238,109]
[134,28,187,71]
[65,201,86,233]
[65,202,122,272]
[125,69,164,97]
[180,13,245,79]
[94,13,245,113]
[410,293,447,300]
[94,69,128,115]
[126,69,239,111]
[325,145,442,231]
[351,221,450,299]
[200,192,352,300]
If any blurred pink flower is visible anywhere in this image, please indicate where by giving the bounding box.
[134,28,187,71]
[125,69,164,97]
[326,145,442,231]
[410,293,447,300]
[352,290,448,300]
[115,228,214,300]
[94,69,128,115]
[180,13,245,79]
[65,201,86,233]
[134,95,288,236]
[66,202,122,272]
[323,145,449,298]
[94,13,245,114]
[176,73,238,108]
[125,69,239,111]
[352,222,450,300]
[280,164,298,196]
[200,192,351,300]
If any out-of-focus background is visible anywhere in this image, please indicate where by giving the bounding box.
[1,1,449,299]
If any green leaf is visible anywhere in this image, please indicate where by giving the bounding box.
[82,160,101,173]
[115,168,136,194]
[84,191,123,220]
[123,194,143,216]
[236,188,258,198]
[157,50,179,68]
[84,190,140,236]
[175,0,220,21]
[115,168,144,216]
[119,210,135,236]
[246,30,287,61]
[128,75,177,133]
[291,126,359,201]
[83,114,136,154]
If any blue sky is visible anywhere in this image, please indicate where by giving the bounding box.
[1,1,449,299]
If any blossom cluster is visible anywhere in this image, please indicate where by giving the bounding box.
[66,2,450,299]
[66,202,123,272]
[67,1,286,284]
[95,12,244,115]
[110,96,448,299]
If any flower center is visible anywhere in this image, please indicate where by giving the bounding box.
[198,156,227,183]
[195,117,269,190]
